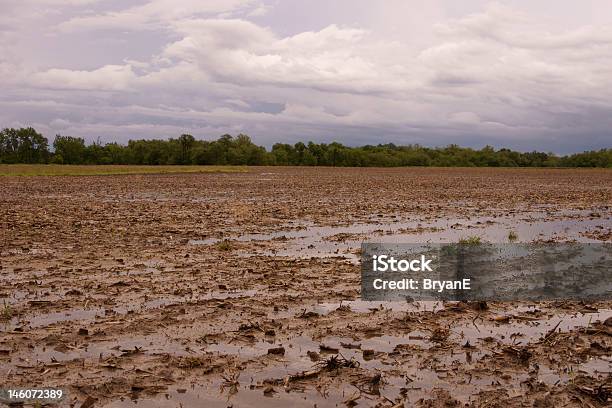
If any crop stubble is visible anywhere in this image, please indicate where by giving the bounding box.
[1,167,611,407]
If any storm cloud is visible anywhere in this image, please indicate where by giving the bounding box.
[1,0,611,153]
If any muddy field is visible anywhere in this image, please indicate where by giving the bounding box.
[1,167,611,407]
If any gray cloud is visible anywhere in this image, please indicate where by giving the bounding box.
[1,1,611,153]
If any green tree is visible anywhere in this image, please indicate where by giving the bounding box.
[53,135,86,164]
[0,127,49,163]
[0,127,609,168]
[178,134,195,164]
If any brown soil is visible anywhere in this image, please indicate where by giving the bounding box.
[1,167,611,407]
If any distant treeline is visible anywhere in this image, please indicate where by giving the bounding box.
[1,127,610,167]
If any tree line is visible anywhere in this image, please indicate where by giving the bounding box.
[1,127,610,167]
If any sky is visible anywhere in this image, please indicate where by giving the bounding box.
[1,0,612,153]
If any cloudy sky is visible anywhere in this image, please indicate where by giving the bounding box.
[1,0,612,153]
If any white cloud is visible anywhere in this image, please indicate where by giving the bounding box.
[58,0,256,31]
[0,0,102,26]
[162,20,410,94]
[449,112,481,125]
[24,0,101,4]
[33,65,137,91]
[49,118,71,130]
[2,1,612,152]
[247,4,272,17]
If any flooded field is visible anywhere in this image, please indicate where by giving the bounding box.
[1,167,611,407]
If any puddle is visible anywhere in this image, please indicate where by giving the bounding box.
[190,210,611,259]
[101,372,492,407]
[0,290,30,305]
[315,300,442,314]
[202,331,430,381]
[3,301,179,331]
[265,300,445,320]
[453,309,612,345]
[2,333,196,371]
[103,381,358,408]
[14,305,604,407]
[2,289,260,331]
[11,308,104,329]
[101,340,610,408]
[579,356,612,377]
[201,289,259,301]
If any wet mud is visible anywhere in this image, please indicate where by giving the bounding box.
[1,167,611,407]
